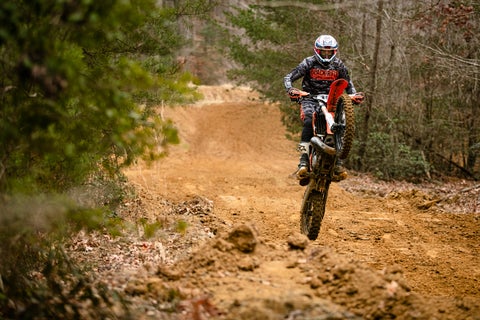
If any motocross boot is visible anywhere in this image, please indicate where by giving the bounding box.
[296,153,310,186]
[296,142,310,185]
[333,159,347,181]
[297,153,309,178]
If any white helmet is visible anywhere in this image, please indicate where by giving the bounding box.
[314,35,338,64]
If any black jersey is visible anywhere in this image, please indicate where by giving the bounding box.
[284,56,356,95]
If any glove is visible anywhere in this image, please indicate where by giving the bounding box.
[287,87,298,96]
[287,87,307,101]
[351,92,365,104]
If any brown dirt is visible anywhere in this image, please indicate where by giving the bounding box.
[71,85,480,319]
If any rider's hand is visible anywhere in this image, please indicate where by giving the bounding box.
[352,92,365,104]
[288,87,304,101]
[288,87,298,97]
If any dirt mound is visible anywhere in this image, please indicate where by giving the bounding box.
[73,85,479,319]
[153,224,434,319]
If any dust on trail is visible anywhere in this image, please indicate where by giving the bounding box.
[113,85,479,319]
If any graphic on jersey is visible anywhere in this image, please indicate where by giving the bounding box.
[310,68,338,81]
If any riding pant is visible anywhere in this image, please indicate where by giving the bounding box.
[300,98,324,143]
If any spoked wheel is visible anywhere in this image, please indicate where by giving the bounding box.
[300,184,330,240]
[334,94,355,160]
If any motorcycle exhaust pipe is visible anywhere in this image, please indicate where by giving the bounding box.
[311,136,336,156]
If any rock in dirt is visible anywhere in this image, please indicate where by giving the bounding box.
[287,232,309,250]
[226,224,258,253]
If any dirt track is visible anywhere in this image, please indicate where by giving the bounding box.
[118,85,479,319]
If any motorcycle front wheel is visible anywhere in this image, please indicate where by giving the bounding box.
[334,94,355,160]
[300,184,330,240]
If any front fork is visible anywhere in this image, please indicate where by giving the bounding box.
[321,105,335,134]
[313,100,339,136]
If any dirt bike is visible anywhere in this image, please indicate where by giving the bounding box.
[289,79,363,240]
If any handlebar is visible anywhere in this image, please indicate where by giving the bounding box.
[288,88,365,105]
[288,88,309,101]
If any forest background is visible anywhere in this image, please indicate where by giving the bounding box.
[0,0,478,318]
[190,0,479,182]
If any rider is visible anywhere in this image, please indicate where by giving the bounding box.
[284,34,362,184]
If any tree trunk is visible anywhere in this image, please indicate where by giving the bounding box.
[467,86,479,177]
[357,0,383,169]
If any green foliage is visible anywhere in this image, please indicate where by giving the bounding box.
[223,1,330,135]
[143,221,163,238]
[139,218,163,239]
[0,195,128,319]
[224,3,317,94]
[0,0,216,317]
[350,131,429,181]
[0,0,200,193]
[176,219,188,235]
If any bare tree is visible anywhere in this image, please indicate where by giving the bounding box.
[356,0,384,169]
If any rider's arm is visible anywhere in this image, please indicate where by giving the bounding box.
[284,58,309,92]
[338,63,364,103]
[346,78,357,95]
[338,62,357,95]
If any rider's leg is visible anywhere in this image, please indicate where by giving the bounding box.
[297,101,315,180]
[297,141,310,178]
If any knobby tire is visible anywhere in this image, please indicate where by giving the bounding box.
[335,94,355,160]
[300,185,329,240]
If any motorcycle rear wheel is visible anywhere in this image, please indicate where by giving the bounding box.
[300,185,329,240]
